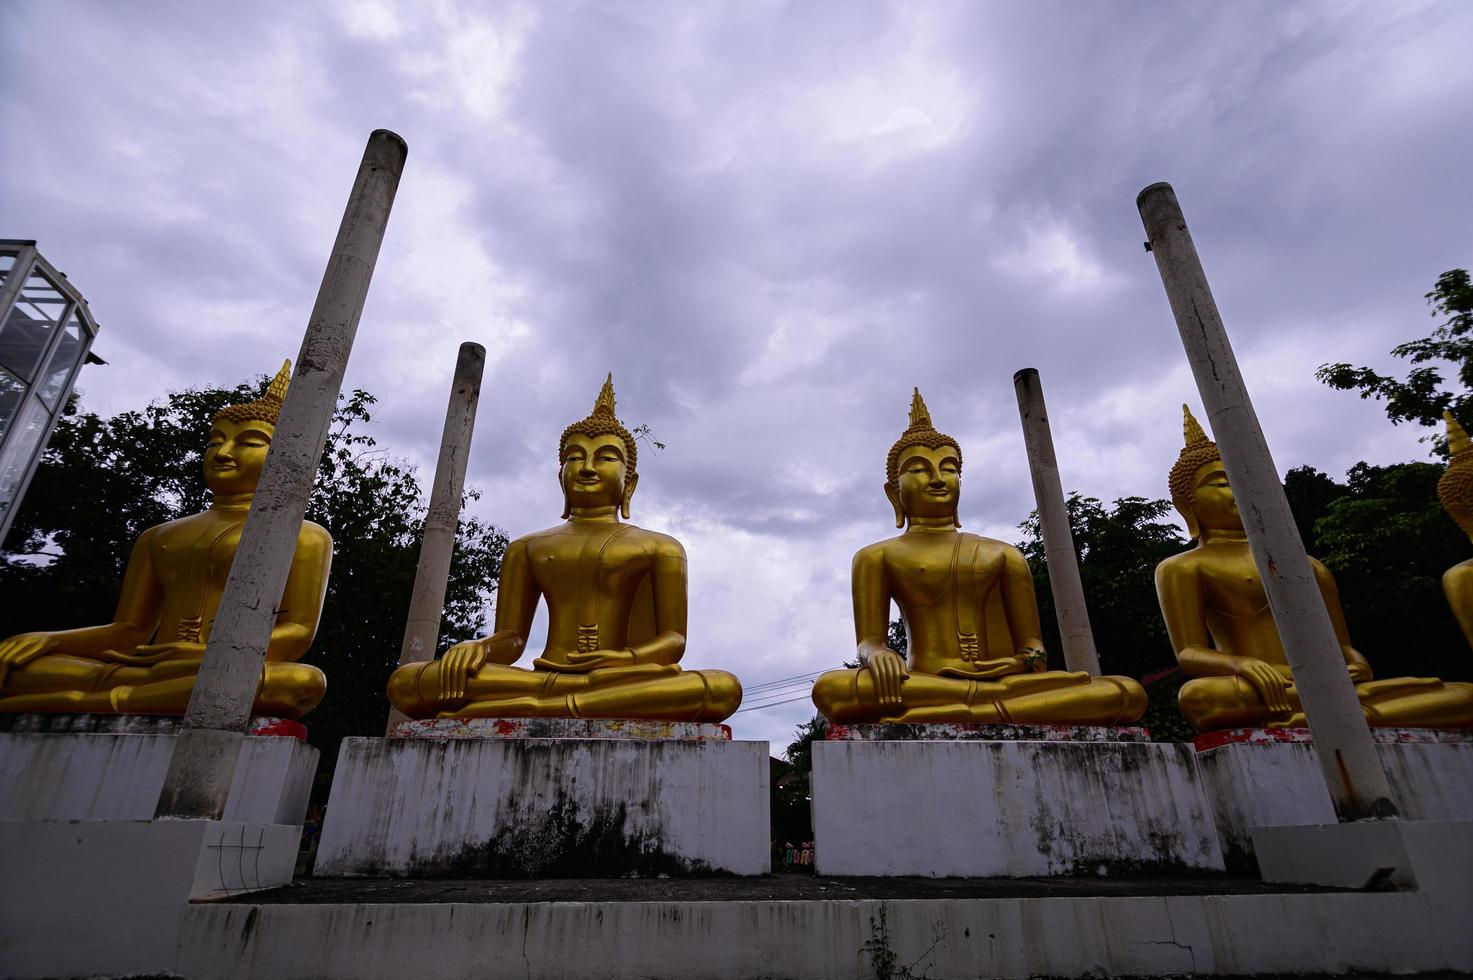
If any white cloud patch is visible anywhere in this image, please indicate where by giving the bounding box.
[993,219,1118,293]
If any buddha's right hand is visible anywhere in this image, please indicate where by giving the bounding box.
[0,632,57,686]
[865,649,909,709]
[437,640,489,701]
[1237,658,1293,716]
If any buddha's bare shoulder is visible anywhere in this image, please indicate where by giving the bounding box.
[959,532,1018,556]
[509,525,566,549]
[853,537,899,565]
[151,512,203,535]
[626,524,685,556]
[1155,547,1204,580]
[297,519,332,550]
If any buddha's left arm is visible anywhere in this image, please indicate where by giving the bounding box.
[999,545,1046,665]
[264,525,334,663]
[1312,558,1371,679]
[631,546,688,666]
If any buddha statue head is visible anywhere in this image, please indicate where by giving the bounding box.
[884,388,964,528]
[204,360,290,497]
[1169,404,1239,540]
[559,373,640,519]
[1439,410,1473,543]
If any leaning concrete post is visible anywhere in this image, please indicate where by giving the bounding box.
[1012,368,1101,675]
[156,130,408,819]
[385,342,486,733]
[1137,181,1396,821]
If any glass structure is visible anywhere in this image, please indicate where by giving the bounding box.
[0,241,100,544]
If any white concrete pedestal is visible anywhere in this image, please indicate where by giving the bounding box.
[180,887,1464,979]
[0,714,319,825]
[1253,819,1473,970]
[812,736,1224,876]
[1194,729,1473,870]
[316,726,770,876]
[0,818,300,980]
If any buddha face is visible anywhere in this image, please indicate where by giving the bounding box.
[1191,463,1242,533]
[889,443,961,525]
[203,418,273,496]
[561,433,635,514]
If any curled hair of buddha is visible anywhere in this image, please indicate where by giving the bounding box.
[213,360,291,428]
[1438,411,1473,532]
[886,388,963,490]
[559,373,638,477]
[1169,404,1222,539]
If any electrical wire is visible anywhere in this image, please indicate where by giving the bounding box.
[740,669,827,694]
[734,693,815,713]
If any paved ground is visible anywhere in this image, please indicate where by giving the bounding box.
[231,871,1349,905]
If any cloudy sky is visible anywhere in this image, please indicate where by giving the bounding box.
[3,1,1470,747]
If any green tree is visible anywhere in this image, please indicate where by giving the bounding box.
[0,377,508,799]
[1018,495,1193,740]
[783,714,828,780]
[1317,268,1473,454]
[1288,462,1469,683]
[1017,494,1187,680]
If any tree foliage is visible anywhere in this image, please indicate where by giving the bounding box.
[1317,268,1473,454]
[1017,494,1187,680]
[1285,462,1468,683]
[0,377,508,799]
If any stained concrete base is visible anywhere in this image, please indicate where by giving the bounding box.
[0,721,319,825]
[1253,819,1473,971]
[178,888,1459,979]
[0,818,300,980]
[315,735,770,877]
[812,739,1224,876]
[1196,737,1473,870]
[390,716,733,740]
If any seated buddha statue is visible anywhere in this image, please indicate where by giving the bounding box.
[1159,405,1473,731]
[387,375,742,722]
[1438,411,1473,650]
[811,390,1147,725]
[0,361,330,719]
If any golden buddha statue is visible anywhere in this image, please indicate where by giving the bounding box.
[811,390,1147,725]
[1438,411,1473,650]
[1159,405,1473,731]
[386,375,742,722]
[0,362,330,719]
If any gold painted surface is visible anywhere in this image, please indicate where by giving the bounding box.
[1158,405,1473,731]
[0,362,330,719]
[387,375,742,722]
[811,390,1147,725]
[1438,411,1473,650]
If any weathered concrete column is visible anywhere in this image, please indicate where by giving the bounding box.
[1012,368,1101,675]
[156,130,408,819]
[384,342,486,732]
[1137,181,1396,822]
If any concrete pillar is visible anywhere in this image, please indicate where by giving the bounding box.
[155,130,408,819]
[384,342,486,732]
[1137,181,1396,822]
[1012,368,1101,675]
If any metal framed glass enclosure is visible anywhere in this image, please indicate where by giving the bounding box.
[0,240,100,544]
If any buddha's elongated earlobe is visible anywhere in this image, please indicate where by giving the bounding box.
[560,467,572,520]
[954,510,962,529]
[621,473,639,520]
[885,483,904,529]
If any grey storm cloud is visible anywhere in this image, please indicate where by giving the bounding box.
[2,0,1470,744]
